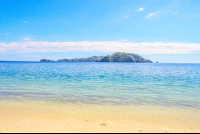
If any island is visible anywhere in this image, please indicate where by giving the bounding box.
[40,52,153,63]
[40,59,54,62]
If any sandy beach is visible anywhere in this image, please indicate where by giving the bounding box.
[0,100,199,133]
[0,119,195,133]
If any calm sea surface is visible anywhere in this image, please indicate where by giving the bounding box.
[0,62,199,109]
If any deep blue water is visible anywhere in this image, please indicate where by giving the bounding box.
[0,61,199,108]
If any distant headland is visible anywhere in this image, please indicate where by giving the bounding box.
[40,52,153,63]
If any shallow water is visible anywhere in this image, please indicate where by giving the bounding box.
[0,62,200,108]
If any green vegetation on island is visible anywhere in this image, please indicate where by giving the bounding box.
[40,59,54,62]
[57,56,104,62]
[40,52,153,63]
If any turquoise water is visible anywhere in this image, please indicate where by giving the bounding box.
[0,62,199,108]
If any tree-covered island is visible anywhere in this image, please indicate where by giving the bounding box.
[40,52,153,63]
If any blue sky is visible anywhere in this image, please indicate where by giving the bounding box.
[1,0,200,63]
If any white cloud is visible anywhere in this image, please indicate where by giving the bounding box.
[23,21,29,23]
[139,8,144,11]
[0,41,200,54]
[174,12,178,14]
[124,15,129,18]
[146,12,158,18]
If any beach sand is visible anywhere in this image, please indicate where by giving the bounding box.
[0,100,200,133]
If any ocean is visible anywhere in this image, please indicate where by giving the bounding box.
[0,62,199,108]
[0,61,200,132]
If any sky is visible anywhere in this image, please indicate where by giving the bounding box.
[0,0,200,63]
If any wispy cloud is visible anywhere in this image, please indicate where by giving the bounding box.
[121,40,127,42]
[174,12,178,14]
[146,11,158,18]
[0,41,200,54]
[21,37,32,41]
[124,15,129,18]
[23,21,29,23]
[4,33,11,35]
[20,37,36,41]
[139,8,144,12]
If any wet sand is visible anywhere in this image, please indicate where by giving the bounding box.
[0,100,200,133]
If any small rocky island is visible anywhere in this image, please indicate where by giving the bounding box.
[40,52,153,63]
[40,59,54,62]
